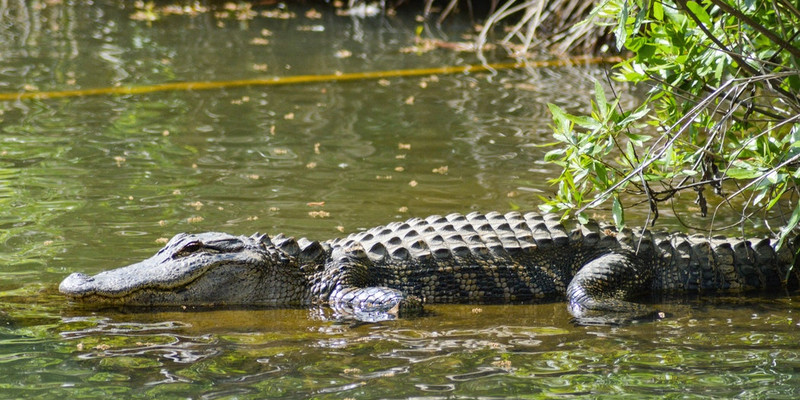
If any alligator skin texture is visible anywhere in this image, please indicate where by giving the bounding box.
[60,211,800,324]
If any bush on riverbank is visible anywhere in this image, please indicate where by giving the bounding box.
[534,0,800,246]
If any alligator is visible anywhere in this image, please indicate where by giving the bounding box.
[59,211,800,323]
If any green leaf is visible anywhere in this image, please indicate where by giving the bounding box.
[612,196,625,228]
[547,103,566,120]
[594,162,609,186]
[653,0,663,20]
[567,115,604,130]
[767,187,787,210]
[544,148,565,162]
[725,167,763,179]
[624,131,651,146]
[766,170,780,184]
[686,1,712,26]
[633,0,648,36]
[594,80,608,116]
[616,0,629,51]
[777,202,800,249]
[714,54,725,81]
[619,103,650,126]
[537,201,556,214]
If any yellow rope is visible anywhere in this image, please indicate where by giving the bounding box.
[0,56,620,101]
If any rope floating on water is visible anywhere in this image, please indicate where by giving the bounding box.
[0,56,620,101]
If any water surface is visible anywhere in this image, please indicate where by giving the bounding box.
[1,1,799,398]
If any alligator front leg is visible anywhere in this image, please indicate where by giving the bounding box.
[566,252,662,325]
[317,246,423,322]
[329,286,423,322]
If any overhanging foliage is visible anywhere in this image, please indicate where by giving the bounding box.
[539,0,800,246]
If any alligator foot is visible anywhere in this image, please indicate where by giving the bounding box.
[329,286,424,322]
[566,252,661,325]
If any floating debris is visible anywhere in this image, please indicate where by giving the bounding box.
[432,166,448,174]
[249,37,269,46]
[305,9,322,19]
[297,25,325,32]
[308,210,330,218]
[260,9,295,19]
[334,49,352,58]
[230,95,251,104]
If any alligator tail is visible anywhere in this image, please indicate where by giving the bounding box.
[653,233,800,293]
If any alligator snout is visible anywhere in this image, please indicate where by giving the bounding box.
[59,272,94,296]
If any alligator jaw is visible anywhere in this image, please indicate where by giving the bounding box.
[59,232,301,307]
[58,256,213,305]
[59,272,98,299]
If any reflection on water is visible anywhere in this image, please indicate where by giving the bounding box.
[8,302,793,398]
[1,1,799,398]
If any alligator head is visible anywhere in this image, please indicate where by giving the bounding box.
[59,232,308,307]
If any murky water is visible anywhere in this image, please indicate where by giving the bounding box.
[1,1,799,398]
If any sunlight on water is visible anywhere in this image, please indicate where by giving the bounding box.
[1,1,799,398]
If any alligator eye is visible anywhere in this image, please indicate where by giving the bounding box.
[176,241,203,257]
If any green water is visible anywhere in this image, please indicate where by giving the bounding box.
[1,1,799,398]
